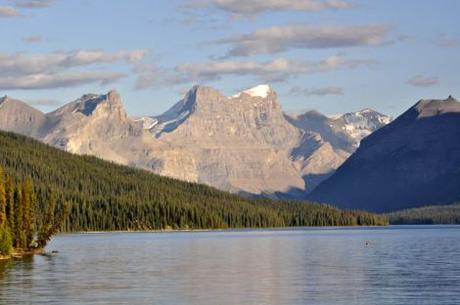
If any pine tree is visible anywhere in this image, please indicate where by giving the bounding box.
[14,183,26,250]
[0,166,12,255]
[37,191,69,249]
[22,178,36,247]
[5,176,15,239]
[0,166,6,226]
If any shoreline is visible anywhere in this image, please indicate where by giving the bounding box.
[65,224,459,234]
[0,248,45,261]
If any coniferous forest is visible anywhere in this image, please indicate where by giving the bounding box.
[0,131,387,237]
[0,166,66,257]
[387,203,460,224]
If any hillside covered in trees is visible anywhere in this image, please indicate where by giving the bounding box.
[0,131,387,232]
[387,203,460,224]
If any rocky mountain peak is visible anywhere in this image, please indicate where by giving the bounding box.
[51,90,127,122]
[414,96,460,118]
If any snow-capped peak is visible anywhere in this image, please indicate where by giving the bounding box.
[233,84,272,98]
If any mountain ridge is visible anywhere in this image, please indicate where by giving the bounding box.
[0,85,391,198]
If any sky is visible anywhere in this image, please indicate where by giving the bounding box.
[0,0,459,117]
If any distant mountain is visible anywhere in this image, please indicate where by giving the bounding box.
[285,108,391,191]
[310,96,460,212]
[0,86,390,197]
[0,95,48,138]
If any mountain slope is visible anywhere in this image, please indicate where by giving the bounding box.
[0,95,48,138]
[310,96,460,212]
[0,131,387,230]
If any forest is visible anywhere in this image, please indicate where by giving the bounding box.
[387,203,460,224]
[0,131,387,235]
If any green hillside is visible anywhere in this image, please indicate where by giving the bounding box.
[0,131,387,231]
[387,203,460,224]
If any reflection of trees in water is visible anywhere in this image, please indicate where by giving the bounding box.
[0,259,12,280]
[0,255,35,297]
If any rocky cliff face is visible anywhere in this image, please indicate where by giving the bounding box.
[42,91,152,165]
[0,85,390,198]
[147,85,305,196]
[310,96,460,212]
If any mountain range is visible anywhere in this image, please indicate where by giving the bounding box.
[0,85,390,199]
[310,96,460,212]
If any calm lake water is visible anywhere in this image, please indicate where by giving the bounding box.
[0,226,459,305]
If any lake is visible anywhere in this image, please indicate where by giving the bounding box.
[1,226,459,305]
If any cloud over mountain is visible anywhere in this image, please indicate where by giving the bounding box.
[9,0,54,9]
[218,24,391,57]
[191,0,351,15]
[290,86,344,96]
[173,56,376,83]
[407,75,439,87]
[0,50,147,90]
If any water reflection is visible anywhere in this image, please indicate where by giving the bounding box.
[0,227,459,305]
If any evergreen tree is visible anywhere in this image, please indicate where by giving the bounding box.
[22,178,36,247]
[0,166,6,225]
[14,183,26,249]
[0,166,13,255]
[5,176,15,239]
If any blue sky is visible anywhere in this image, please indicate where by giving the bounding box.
[0,0,458,117]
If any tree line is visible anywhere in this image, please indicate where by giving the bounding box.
[387,203,460,224]
[0,131,387,235]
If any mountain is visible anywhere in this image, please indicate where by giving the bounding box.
[310,96,460,212]
[147,85,305,197]
[0,130,387,231]
[285,108,391,191]
[41,90,152,165]
[0,85,390,198]
[0,95,48,138]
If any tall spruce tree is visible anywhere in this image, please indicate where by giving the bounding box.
[0,166,12,255]
[5,176,15,238]
[22,178,36,247]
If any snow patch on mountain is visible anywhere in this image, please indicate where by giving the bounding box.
[233,84,272,99]
[133,117,158,130]
[330,109,392,147]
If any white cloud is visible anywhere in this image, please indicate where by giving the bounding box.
[0,50,148,76]
[132,55,376,89]
[0,50,147,90]
[191,0,351,15]
[219,24,392,57]
[407,75,439,87]
[290,86,344,96]
[0,71,125,90]
[10,0,54,9]
[176,56,376,82]
[0,6,20,17]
